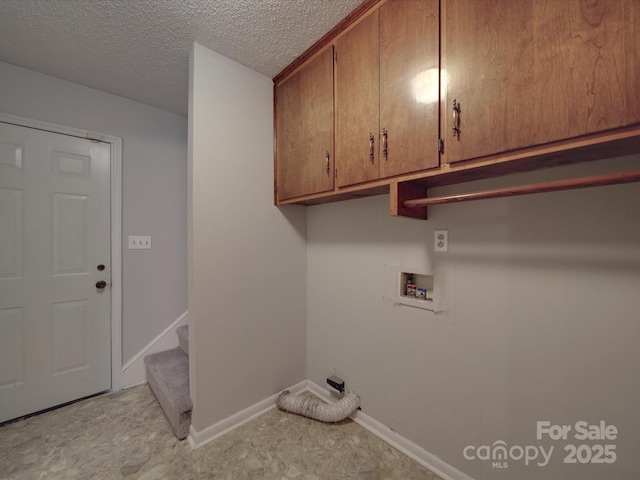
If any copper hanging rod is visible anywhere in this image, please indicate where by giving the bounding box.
[403,170,640,208]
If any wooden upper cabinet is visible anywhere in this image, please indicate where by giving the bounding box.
[335,1,440,188]
[275,47,334,201]
[335,10,380,188]
[443,0,640,164]
[380,0,440,178]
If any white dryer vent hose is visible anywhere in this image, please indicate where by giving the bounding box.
[276,390,360,423]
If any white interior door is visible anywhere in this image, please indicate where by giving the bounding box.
[0,121,111,423]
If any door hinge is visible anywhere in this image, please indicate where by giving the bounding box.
[438,138,444,155]
[334,50,337,63]
[86,132,103,142]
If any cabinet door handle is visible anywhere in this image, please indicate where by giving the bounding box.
[382,128,388,160]
[325,150,330,175]
[369,133,375,163]
[452,99,461,137]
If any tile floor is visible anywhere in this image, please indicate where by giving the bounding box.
[0,384,442,480]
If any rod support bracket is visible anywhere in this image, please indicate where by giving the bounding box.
[390,181,428,220]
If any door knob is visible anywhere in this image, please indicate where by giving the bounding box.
[96,280,107,289]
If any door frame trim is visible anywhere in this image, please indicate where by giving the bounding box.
[0,112,123,392]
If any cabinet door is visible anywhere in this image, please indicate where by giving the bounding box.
[443,0,640,164]
[380,0,440,178]
[335,10,380,188]
[276,47,334,201]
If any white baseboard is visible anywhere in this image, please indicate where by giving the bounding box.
[120,310,189,389]
[187,378,472,479]
[305,381,474,480]
[187,379,307,450]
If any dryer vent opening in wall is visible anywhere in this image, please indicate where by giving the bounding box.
[327,375,345,395]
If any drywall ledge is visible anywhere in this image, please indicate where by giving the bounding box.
[121,310,189,388]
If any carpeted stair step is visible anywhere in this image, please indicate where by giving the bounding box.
[144,347,191,439]
[177,325,188,355]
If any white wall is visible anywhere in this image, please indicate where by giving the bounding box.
[189,43,307,432]
[0,60,188,366]
[307,156,640,480]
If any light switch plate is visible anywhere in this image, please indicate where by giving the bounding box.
[128,235,152,249]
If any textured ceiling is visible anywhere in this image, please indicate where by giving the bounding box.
[0,0,362,116]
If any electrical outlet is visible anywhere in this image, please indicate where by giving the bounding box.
[128,235,152,249]
[434,230,448,252]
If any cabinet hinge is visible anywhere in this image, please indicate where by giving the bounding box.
[334,169,338,179]
[438,138,444,155]
[334,50,337,63]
